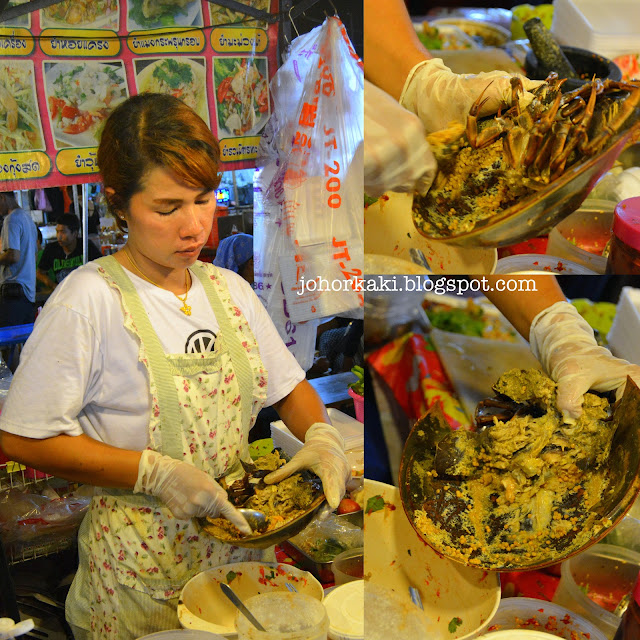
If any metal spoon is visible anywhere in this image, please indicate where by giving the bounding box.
[238,508,268,533]
[220,583,266,631]
[409,586,424,610]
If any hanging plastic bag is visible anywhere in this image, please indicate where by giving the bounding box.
[33,188,52,212]
[254,17,363,369]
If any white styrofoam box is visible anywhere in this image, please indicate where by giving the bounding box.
[270,408,364,458]
[607,287,640,365]
[552,0,640,60]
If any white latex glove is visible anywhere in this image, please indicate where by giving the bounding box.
[0,619,34,640]
[530,301,640,422]
[400,58,544,134]
[263,423,351,509]
[365,79,437,197]
[134,450,251,534]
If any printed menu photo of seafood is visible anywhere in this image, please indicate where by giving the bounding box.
[126,0,204,31]
[213,56,269,138]
[134,57,209,126]
[0,60,45,152]
[207,0,271,28]
[40,0,120,30]
[43,60,129,150]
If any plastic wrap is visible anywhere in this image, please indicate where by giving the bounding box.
[253,17,363,368]
[0,482,90,547]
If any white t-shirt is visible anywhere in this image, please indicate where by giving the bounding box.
[0,261,305,451]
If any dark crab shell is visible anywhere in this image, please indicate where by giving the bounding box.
[413,80,640,248]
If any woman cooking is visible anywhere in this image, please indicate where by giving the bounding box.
[0,93,350,640]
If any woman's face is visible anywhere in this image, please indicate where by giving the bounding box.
[121,166,216,271]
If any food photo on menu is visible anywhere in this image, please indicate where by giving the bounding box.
[43,60,129,150]
[134,56,210,126]
[0,60,45,152]
[213,56,270,137]
[39,0,120,30]
[126,0,204,31]
[207,0,271,28]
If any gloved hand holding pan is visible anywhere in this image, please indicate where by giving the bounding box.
[399,370,640,571]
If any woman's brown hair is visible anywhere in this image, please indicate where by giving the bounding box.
[97,93,222,231]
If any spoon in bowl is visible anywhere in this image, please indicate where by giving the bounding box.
[220,583,266,631]
[238,508,268,533]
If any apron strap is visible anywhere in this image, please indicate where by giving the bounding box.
[191,264,254,434]
[96,255,184,460]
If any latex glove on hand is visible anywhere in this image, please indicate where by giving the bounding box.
[364,79,437,197]
[0,619,34,640]
[530,301,640,422]
[400,58,544,134]
[263,423,351,510]
[134,450,251,534]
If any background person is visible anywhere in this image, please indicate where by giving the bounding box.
[37,213,101,290]
[213,232,254,285]
[0,191,37,327]
[0,93,350,640]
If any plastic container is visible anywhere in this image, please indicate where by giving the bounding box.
[178,562,323,637]
[613,570,640,639]
[552,544,640,638]
[546,200,615,274]
[364,480,500,639]
[347,388,363,423]
[551,0,640,60]
[331,548,364,585]
[494,254,599,274]
[486,597,607,640]
[323,580,364,640]
[234,593,329,640]
[607,286,640,366]
[606,197,640,274]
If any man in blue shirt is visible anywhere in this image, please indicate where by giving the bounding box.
[0,191,37,327]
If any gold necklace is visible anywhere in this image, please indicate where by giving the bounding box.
[124,247,192,316]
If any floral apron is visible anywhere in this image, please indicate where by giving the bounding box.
[66,256,269,640]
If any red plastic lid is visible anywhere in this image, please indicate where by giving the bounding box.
[613,197,640,251]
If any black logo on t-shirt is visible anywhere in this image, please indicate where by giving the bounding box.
[185,329,216,354]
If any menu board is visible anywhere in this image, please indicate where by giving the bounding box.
[0,0,278,190]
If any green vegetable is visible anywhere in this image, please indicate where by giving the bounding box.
[249,438,274,460]
[448,617,463,633]
[226,570,237,583]
[364,194,379,208]
[426,307,485,337]
[307,538,348,562]
[417,31,443,50]
[153,59,193,90]
[129,0,189,28]
[365,495,385,514]
[348,365,364,397]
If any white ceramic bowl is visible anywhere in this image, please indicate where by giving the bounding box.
[177,562,324,638]
[363,480,501,639]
